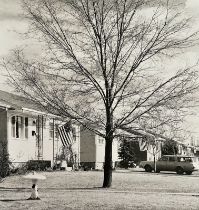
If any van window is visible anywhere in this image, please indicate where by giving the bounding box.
[168,156,176,161]
[160,156,168,161]
[185,157,193,162]
[178,157,193,162]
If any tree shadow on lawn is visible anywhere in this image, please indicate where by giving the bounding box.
[116,170,145,174]
[0,199,28,202]
[157,172,199,178]
[0,187,106,203]
[0,187,27,192]
[41,186,104,191]
[130,170,199,177]
[0,186,104,192]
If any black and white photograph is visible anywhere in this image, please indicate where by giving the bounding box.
[1,0,199,209]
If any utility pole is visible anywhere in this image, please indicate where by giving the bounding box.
[154,138,157,173]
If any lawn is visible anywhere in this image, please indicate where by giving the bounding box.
[1,170,199,209]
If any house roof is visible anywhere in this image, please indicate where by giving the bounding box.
[0,90,46,113]
[119,127,159,140]
[120,126,192,148]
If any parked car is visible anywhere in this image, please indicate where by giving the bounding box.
[139,155,199,175]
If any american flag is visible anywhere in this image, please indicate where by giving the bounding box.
[139,138,148,151]
[58,121,74,147]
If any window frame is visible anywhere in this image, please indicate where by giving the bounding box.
[10,116,28,140]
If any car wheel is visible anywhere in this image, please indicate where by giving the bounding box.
[156,170,160,173]
[176,167,184,175]
[145,165,152,172]
[185,171,192,175]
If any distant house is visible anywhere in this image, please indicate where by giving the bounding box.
[80,127,119,169]
[0,90,80,167]
[177,142,195,156]
[120,127,198,162]
[119,128,164,162]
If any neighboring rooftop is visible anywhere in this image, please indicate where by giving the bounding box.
[0,90,46,113]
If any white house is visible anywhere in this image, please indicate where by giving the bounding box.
[0,90,80,168]
[80,127,119,170]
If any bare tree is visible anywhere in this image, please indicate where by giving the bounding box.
[3,0,199,187]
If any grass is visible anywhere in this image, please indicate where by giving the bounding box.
[1,169,199,209]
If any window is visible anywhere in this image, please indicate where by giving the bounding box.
[11,116,26,139]
[49,123,59,140]
[98,137,104,144]
[25,117,28,139]
[55,124,59,140]
[185,157,193,162]
[49,123,54,139]
[72,127,76,142]
[178,157,193,162]
[19,117,24,138]
[11,116,15,138]
[168,156,176,162]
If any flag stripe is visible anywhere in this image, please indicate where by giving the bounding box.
[58,127,67,147]
[60,126,69,146]
[58,122,74,147]
[58,127,65,146]
[139,138,147,151]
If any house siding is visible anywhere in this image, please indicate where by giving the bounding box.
[80,128,96,164]
[95,135,105,169]
[80,128,119,169]
[95,137,119,169]
[7,112,37,164]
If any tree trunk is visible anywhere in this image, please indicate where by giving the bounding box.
[103,83,114,188]
[103,107,113,188]
[103,136,113,188]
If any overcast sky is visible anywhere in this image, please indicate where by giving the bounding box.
[0,0,199,75]
[0,0,199,138]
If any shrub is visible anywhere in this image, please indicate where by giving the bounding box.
[26,160,51,171]
[0,141,11,178]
